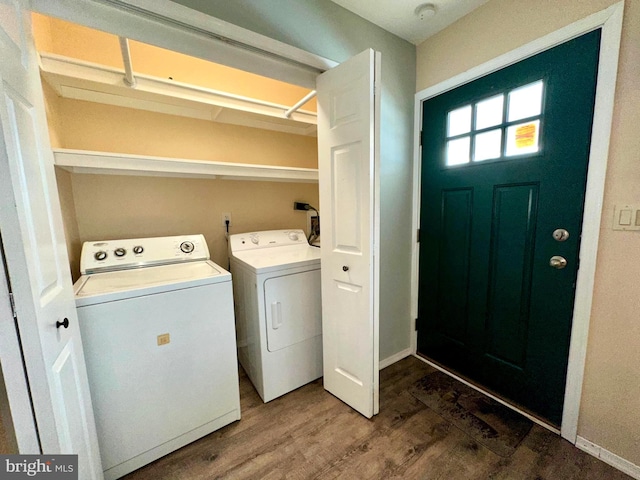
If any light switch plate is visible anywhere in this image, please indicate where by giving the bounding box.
[613,205,640,231]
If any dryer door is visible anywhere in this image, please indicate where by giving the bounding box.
[264,270,322,352]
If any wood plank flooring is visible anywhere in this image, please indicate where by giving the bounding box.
[123,356,631,480]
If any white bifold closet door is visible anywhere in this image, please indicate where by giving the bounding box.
[317,49,381,418]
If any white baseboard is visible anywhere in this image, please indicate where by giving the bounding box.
[576,436,640,479]
[379,348,412,370]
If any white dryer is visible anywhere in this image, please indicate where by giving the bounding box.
[229,229,322,402]
[74,235,240,480]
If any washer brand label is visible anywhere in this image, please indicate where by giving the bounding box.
[0,455,77,479]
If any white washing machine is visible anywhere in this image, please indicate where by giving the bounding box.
[74,235,240,480]
[229,229,322,402]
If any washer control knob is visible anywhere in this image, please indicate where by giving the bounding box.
[114,247,126,257]
[288,232,299,241]
[180,241,195,253]
[133,246,144,254]
[250,236,259,245]
[94,251,107,261]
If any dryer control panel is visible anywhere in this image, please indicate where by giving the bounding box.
[80,234,210,274]
[229,229,308,253]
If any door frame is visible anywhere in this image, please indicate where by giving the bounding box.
[410,2,624,442]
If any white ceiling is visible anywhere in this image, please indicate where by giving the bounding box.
[330,0,489,45]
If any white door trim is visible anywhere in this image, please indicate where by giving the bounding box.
[31,0,337,88]
[410,1,624,442]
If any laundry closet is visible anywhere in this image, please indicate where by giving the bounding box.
[31,13,321,281]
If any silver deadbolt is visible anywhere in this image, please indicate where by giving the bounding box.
[549,256,567,269]
[552,228,570,242]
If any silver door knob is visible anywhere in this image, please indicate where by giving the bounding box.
[550,256,567,269]
[552,228,570,242]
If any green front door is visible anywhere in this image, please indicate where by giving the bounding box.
[417,30,601,426]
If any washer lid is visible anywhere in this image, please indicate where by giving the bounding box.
[74,260,230,306]
[232,244,320,273]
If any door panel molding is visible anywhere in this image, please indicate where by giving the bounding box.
[486,183,538,368]
[436,188,472,343]
[411,1,624,442]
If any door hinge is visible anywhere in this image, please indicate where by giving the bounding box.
[415,317,419,331]
[416,229,420,243]
[419,131,423,147]
[9,292,17,319]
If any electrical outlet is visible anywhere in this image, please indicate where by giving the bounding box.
[222,212,232,227]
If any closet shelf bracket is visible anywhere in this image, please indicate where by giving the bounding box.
[284,90,317,118]
[118,37,137,88]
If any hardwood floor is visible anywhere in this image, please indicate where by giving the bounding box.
[123,356,631,480]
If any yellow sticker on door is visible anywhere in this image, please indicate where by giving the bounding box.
[515,123,537,148]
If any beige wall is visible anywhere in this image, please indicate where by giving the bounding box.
[31,13,317,112]
[416,0,639,467]
[55,169,82,280]
[42,81,62,148]
[52,98,317,169]
[69,175,317,276]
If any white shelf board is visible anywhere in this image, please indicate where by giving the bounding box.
[40,53,317,137]
[53,149,318,183]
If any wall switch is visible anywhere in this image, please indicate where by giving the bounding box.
[613,205,640,231]
[157,333,170,346]
[222,212,232,227]
[619,209,632,226]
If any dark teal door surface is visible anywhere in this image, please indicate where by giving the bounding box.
[417,30,601,426]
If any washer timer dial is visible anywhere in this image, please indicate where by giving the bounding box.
[114,248,126,257]
[180,241,195,253]
[94,251,107,261]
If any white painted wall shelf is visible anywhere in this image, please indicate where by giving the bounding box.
[53,149,319,183]
[39,53,318,137]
